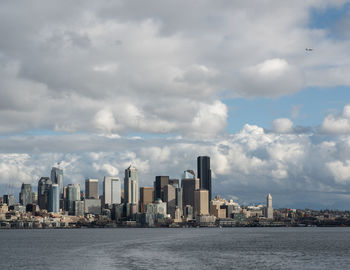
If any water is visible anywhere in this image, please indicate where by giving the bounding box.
[1,227,350,269]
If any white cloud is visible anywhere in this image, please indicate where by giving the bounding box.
[0,1,350,136]
[320,104,350,134]
[272,118,294,133]
[326,160,350,183]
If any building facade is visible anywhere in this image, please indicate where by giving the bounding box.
[66,184,81,214]
[48,184,60,213]
[19,183,33,207]
[197,156,212,201]
[38,177,52,210]
[154,176,169,201]
[51,167,64,198]
[103,176,121,206]
[140,187,154,214]
[181,176,199,210]
[85,179,99,199]
[194,189,209,216]
[124,166,138,204]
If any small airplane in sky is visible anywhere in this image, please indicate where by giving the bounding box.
[305,48,314,51]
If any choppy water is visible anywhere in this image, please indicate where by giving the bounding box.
[1,227,350,269]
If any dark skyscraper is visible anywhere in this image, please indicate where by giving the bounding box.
[197,156,212,200]
[38,177,52,210]
[154,176,169,201]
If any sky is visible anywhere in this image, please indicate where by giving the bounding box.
[1,0,350,209]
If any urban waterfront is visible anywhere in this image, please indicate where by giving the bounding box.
[1,227,350,270]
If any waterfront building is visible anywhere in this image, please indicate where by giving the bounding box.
[103,176,121,206]
[266,193,273,219]
[38,177,52,210]
[181,173,199,210]
[194,189,209,216]
[197,156,212,201]
[19,183,33,207]
[142,199,167,226]
[124,166,138,205]
[140,187,154,213]
[154,176,169,201]
[85,179,99,199]
[48,184,60,213]
[184,205,193,220]
[51,167,64,198]
[66,184,81,215]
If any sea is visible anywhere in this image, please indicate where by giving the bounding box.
[1,227,350,270]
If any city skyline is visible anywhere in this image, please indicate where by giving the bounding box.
[1,1,350,210]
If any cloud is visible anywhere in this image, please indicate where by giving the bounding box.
[238,59,304,97]
[2,119,350,208]
[1,1,350,136]
[319,104,350,134]
[326,160,350,184]
[272,118,294,133]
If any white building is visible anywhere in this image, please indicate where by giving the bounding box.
[266,193,273,219]
[103,176,121,206]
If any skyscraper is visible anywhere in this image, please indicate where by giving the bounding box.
[181,172,199,210]
[124,165,139,204]
[154,176,169,201]
[66,184,81,214]
[85,179,99,199]
[164,184,176,218]
[19,183,33,206]
[3,194,15,207]
[51,167,64,198]
[266,193,273,219]
[194,189,209,216]
[140,187,154,214]
[38,177,52,210]
[103,176,121,206]
[197,156,212,200]
[48,184,59,213]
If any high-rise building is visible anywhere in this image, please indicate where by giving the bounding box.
[38,177,52,210]
[3,194,15,207]
[164,184,176,218]
[124,166,138,204]
[197,156,212,201]
[103,176,121,206]
[140,187,154,213]
[74,200,84,216]
[19,183,33,207]
[154,176,169,201]
[66,184,81,214]
[194,189,209,216]
[84,199,101,214]
[266,193,273,219]
[51,167,64,198]
[181,173,199,210]
[85,179,99,199]
[48,184,60,213]
[175,187,183,216]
